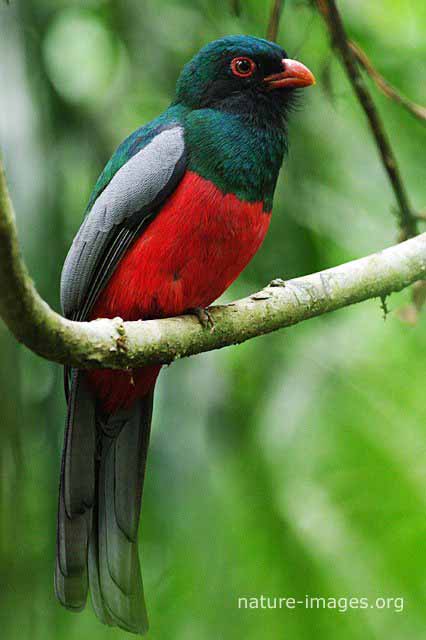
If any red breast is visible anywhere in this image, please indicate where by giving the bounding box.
[89,170,271,411]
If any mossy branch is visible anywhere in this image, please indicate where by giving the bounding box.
[1,155,426,370]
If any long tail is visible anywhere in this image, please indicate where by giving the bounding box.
[55,370,154,634]
[55,370,96,610]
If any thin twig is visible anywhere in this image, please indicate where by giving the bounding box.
[414,209,426,222]
[349,41,426,124]
[316,0,418,240]
[229,0,241,17]
[267,0,285,42]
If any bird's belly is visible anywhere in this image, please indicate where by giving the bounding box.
[91,171,271,321]
[89,171,271,412]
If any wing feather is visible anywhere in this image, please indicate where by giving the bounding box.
[61,125,186,320]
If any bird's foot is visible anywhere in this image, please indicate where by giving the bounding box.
[189,306,215,333]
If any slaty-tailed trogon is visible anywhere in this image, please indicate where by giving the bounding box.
[57,35,315,634]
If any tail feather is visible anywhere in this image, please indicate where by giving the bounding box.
[87,499,115,627]
[63,372,96,516]
[55,371,96,610]
[56,370,154,634]
[90,393,153,633]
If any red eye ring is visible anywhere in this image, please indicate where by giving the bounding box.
[231,56,256,78]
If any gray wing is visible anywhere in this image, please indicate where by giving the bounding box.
[60,125,186,320]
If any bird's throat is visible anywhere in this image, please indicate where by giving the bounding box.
[185,108,286,210]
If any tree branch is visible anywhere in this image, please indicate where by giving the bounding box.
[316,0,418,240]
[266,0,285,42]
[229,0,241,17]
[1,156,426,371]
[349,41,426,124]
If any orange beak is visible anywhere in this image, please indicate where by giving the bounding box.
[264,58,316,90]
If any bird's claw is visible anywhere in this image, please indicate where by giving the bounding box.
[189,306,215,332]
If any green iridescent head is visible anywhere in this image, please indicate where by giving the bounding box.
[175,35,315,121]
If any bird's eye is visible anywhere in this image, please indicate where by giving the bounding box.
[230,57,256,78]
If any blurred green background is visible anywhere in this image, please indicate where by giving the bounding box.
[1,1,426,638]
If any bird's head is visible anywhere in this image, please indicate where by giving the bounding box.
[175,35,315,123]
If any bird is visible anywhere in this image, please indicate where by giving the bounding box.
[56,34,315,634]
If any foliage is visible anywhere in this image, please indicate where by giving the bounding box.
[0,1,425,638]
